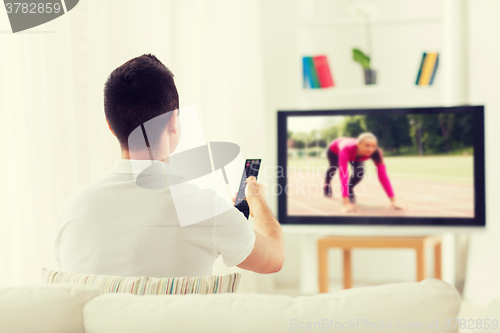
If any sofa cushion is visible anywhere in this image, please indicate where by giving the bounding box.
[42,267,241,295]
[0,283,99,333]
[83,278,461,333]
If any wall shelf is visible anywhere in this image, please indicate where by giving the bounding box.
[300,19,441,29]
[302,85,387,94]
[298,85,444,110]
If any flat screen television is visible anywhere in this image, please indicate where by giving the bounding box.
[277,106,485,227]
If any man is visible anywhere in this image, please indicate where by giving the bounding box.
[54,54,284,277]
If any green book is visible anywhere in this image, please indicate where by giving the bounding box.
[306,57,320,88]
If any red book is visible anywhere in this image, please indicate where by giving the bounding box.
[313,55,335,88]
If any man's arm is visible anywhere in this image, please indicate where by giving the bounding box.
[236,176,285,274]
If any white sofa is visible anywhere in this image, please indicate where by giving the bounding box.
[0,279,498,333]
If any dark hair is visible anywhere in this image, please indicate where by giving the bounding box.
[104,54,179,150]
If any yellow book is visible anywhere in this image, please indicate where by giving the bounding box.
[418,52,438,85]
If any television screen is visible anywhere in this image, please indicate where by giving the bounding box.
[277,106,485,227]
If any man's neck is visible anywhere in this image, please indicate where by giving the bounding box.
[121,149,170,164]
[121,150,130,159]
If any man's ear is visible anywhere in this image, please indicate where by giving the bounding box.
[168,109,178,134]
[106,118,116,137]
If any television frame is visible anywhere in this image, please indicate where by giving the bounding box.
[277,106,486,227]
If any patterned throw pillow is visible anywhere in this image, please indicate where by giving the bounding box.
[41,268,241,295]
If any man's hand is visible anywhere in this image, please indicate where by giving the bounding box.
[231,176,267,217]
[244,176,266,217]
[235,176,285,274]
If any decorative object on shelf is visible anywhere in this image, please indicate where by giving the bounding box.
[352,48,376,85]
[302,55,335,89]
[416,52,439,85]
[349,3,377,85]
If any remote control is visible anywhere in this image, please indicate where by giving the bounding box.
[235,159,261,219]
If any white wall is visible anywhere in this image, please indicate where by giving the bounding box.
[462,0,500,306]
[0,0,268,287]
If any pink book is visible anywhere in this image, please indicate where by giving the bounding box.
[313,55,335,88]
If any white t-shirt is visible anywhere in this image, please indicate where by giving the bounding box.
[54,159,256,278]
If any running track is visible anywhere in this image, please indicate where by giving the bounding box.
[286,169,474,217]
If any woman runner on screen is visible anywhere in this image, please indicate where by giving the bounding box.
[324,132,402,213]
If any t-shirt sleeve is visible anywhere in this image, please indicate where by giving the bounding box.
[213,204,256,267]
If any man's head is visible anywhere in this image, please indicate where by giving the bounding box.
[104,54,180,157]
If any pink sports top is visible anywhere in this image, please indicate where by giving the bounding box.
[329,137,394,198]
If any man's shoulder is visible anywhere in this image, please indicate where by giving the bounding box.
[58,173,119,212]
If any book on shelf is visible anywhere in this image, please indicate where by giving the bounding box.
[303,55,334,89]
[313,55,335,88]
[303,56,320,88]
[416,52,439,86]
